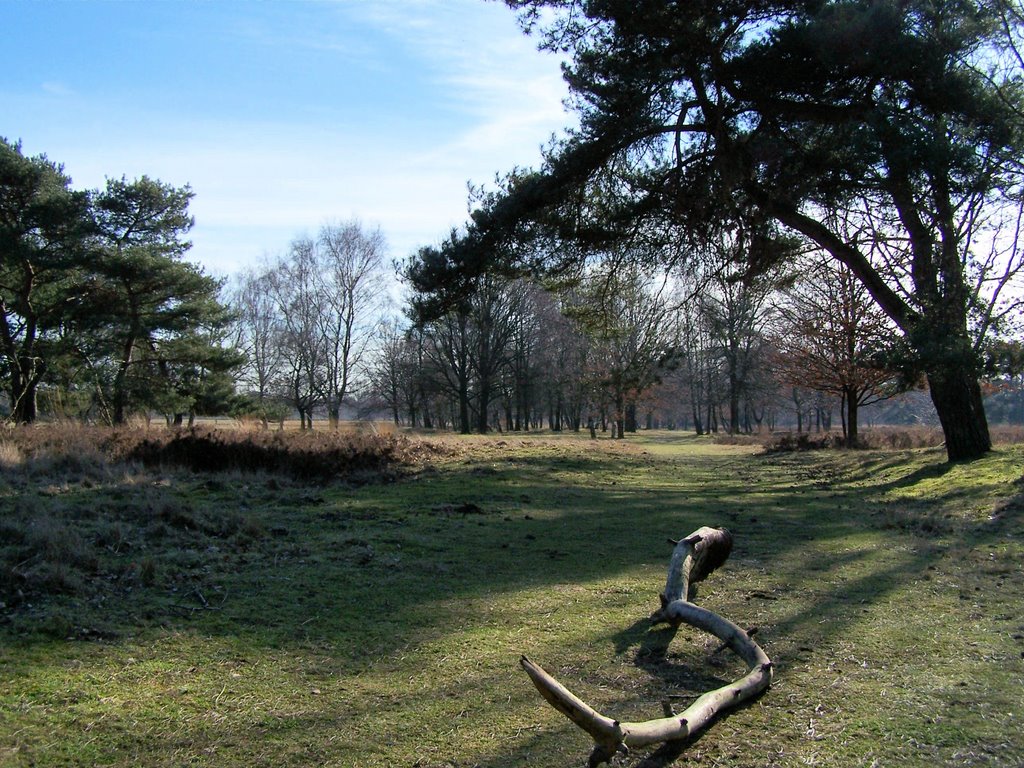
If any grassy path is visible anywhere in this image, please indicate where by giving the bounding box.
[1,433,1022,766]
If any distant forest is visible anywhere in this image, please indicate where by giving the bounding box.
[232,243,1024,442]
[2,134,1022,445]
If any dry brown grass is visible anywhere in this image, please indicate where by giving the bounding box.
[0,423,451,483]
[0,423,455,611]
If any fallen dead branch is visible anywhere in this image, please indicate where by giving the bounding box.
[520,526,772,766]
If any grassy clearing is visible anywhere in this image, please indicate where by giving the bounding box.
[1,430,1022,767]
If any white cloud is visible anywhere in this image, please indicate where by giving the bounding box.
[40,81,75,97]
[336,0,572,162]
[3,0,575,278]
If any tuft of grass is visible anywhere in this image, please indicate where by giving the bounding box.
[0,430,1021,767]
[0,439,23,470]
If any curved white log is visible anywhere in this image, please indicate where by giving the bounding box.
[520,526,772,765]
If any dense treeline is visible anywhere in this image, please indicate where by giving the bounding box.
[4,132,1022,442]
[355,260,1022,443]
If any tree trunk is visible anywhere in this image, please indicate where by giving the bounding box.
[7,354,41,423]
[843,388,859,448]
[477,376,491,433]
[927,368,991,461]
[458,382,471,434]
[112,332,138,425]
[11,379,38,423]
[728,373,740,435]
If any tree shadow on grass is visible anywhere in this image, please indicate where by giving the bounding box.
[6,442,1020,767]
[0,447,960,659]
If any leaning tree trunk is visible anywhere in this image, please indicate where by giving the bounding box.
[927,367,991,461]
[520,527,772,766]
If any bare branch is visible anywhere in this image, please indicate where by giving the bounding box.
[519,526,772,764]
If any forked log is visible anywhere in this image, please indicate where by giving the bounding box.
[520,526,772,766]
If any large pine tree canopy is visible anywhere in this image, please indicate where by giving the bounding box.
[407,0,1024,459]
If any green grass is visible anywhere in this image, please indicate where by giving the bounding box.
[1,432,1022,766]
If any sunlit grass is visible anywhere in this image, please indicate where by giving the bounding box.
[1,430,1021,766]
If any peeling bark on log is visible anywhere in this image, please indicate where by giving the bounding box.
[520,526,772,766]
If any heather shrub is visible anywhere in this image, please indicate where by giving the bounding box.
[0,424,119,484]
[991,424,1024,444]
[0,439,23,470]
[764,432,836,453]
[857,427,945,449]
[117,427,444,482]
[0,423,447,484]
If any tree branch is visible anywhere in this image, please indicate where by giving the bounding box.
[519,526,772,765]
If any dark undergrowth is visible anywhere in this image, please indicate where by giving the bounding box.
[117,426,448,481]
[724,424,1024,453]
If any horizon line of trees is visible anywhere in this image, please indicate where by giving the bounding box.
[357,249,1021,444]
[5,133,1023,441]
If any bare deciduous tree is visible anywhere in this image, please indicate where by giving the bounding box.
[773,258,902,445]
[231,267,287,426]
[316,221,387,428]
[233,220,387,429]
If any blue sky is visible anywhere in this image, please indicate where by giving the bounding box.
[2,0,572,277]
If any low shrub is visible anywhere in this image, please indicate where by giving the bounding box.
[0,424,450,484]
[764,432,836,452]
[114,427,446,482]
[856,426,945,450]
[991,424,1024,444]
[761,426,957,453]
[0,423,119,484]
